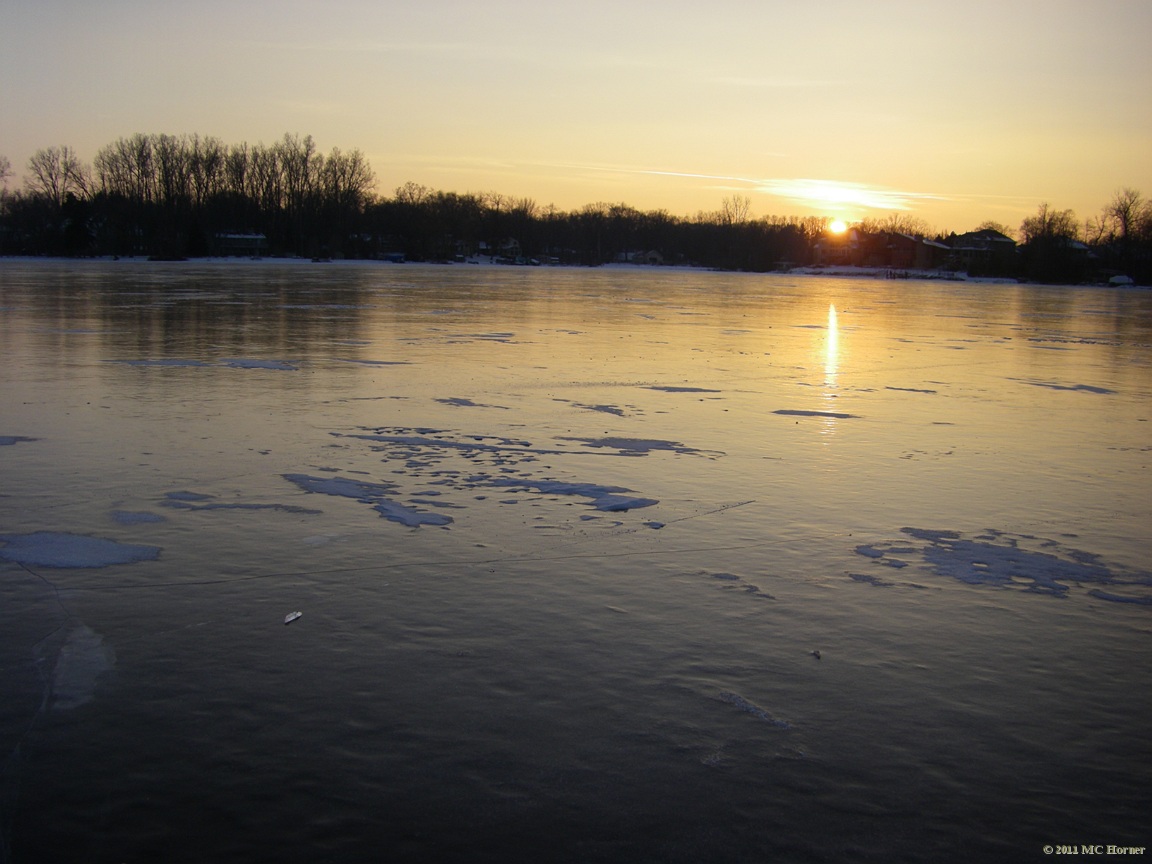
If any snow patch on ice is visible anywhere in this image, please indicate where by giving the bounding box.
[855,528,1152,603]
[282,473,452,527]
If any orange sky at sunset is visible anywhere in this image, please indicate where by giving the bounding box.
[2,0,1149,234]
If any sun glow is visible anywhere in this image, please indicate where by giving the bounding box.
[829,219,848,234]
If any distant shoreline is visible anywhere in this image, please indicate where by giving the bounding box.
[1,255,1144,288]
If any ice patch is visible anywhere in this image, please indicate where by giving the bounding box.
[282,474,452,527]
[555,436,716,457]
[334,358,411,366]
[855,528,1152,603]
[717,692,791,728]
[774,409,859,419]
[436,397,510,410]
[219,358,298,371]
[1010,378,1116,394]
[645,386,722,393]
[108,357,299,370]
[483,478,657,511]
[0,435,38,446]
[111,359,213,367]
[0,531,161,568]
[111,510,167,525]
[50,625,115,711]
[164,490,215,501]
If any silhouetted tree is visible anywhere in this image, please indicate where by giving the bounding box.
[25,146,90,208]
[1019,203,1085,282]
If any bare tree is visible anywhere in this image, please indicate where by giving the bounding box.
[973,220,1015,240]
[719,194,752,226]
[1104,188,1147,244]
[858,212,933,237]
[1019,202,1079,245]
[395,181,432,206]
[0,154,11,189]
[25,146,91,206]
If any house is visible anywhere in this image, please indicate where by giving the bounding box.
[813,228,863,265]
[946,229,1016,275]
[213,232,267,257]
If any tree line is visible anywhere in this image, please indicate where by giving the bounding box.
[1,133,1149,283]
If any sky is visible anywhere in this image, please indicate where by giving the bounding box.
[2,0,1150,233]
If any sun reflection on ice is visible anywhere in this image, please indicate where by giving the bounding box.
[821,302,840,437]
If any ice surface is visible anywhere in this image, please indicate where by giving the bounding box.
[0,531,161,568]
[161,489,320,514]
[49,625,115,711]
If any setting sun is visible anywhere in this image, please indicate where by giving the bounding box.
[829,219,848,234]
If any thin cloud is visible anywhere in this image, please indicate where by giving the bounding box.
[757,179,948,211]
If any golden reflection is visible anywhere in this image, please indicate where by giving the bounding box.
[825,302,839,380]
[822,302,840,436]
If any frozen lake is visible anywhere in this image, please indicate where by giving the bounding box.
[1,259,1150,862]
